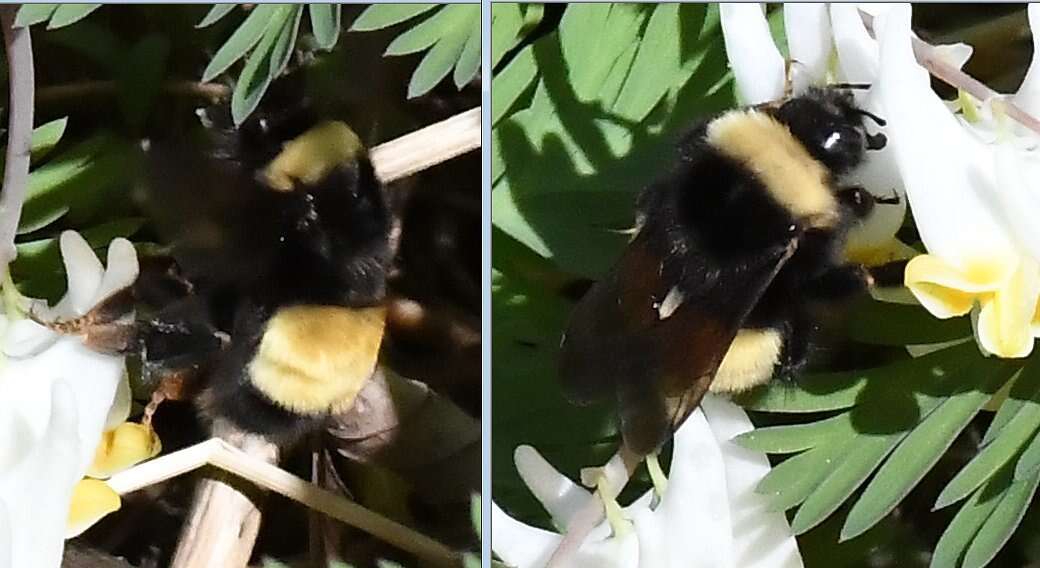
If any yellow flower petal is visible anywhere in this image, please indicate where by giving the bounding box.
[66,479,119,538]
[86,422,161,479]
[976,259,1040,358]
[905,254,1019,318]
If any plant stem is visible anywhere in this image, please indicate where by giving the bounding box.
[0,6,34,271]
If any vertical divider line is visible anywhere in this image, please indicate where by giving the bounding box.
[480,0,492,566]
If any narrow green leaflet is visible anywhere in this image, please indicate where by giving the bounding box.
[268,7,303,77]
[841,359,1018,540]
[197,4,238,28]
[406,6,478,98]
[931,470,1009,568]
[935,357,1040,510]
[202,3,282,82]
[46,4,101,29]
[14,4,58,28]
[960,468,1040,568]
[745,342,1007,538]
[308,4,341,49]
[358,4,480,98]
[349,3,437,32]
[229,5,297,125]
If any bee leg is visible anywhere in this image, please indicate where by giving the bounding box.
[837,186,902,220]
[774,317,811,382]
[141,365,202,425]
[804,264,874,301]
[28,286,136,339]
[645,451,668,499]
[579,465,632,537]
[866,259,909,288]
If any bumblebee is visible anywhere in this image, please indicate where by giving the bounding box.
[559,86,897,456]
[42,107,393,446]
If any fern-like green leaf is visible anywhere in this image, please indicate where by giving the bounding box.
[13,4,59,28]
[308,4,341,49]
[202,4,282,82]
[350,3,437,32]
[46,4,101,29]
[196,4,237,28]
[841,359,1018,540]
[936,357,1040,510]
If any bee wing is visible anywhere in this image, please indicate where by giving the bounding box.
[140,141,291,290]
[559,231,798,455]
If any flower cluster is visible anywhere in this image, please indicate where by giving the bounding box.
[492,395,802,568]
[0,232,159,567]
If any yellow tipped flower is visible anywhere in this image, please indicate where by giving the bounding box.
[86,422,162,479]
[877,5,1040,358]
[66,479,120,539]
[0,232,140,567]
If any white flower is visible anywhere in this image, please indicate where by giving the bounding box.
[877,4,1040,358]
[491,395,802,568]
[0,231,139,567]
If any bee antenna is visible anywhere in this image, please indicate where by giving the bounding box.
[857,109,887,127]
[831,82,872,91]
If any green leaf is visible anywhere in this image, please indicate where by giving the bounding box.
[308,4,341,49]
[612,4,682,123]
[197,4,237,28]
[757,445,843,512]
[936,358,1040,510]
[453,17,481,89]
[841,358,1015,541]
[268,6,303,77]
[846,298,972,346]
[385,6,452,56]
[46,4,101,29]
[931,469,1010,568]
[491,3,522,68]
[14,4,58,28]
[962,468,1040,568]
[404,5,478,98]
[791,433,901,534]
[20,134,134,234]
[736,414,851,454]
[29,118,68,162]
[229,5,293,125]
[743,341,983,413]
[463,554,481,568]
[491,46,536,126]
[202,3,282,82]
[350,3,437,31]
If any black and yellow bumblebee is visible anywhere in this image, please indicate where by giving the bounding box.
[559,86,898,456]
[43,104,393,446]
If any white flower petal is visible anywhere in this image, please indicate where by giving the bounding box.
[644,408,733,568]
[877,4,1014,269]
[491,501,563,568]
[0,382,82,568]
[1015,4,1040,117]
[515,445,592,529]
[96,238,139,301]
[994,145,1040,262]
[932,42,974,71]
[720,3,785,105]
[0,499,10,568]
[701,395,803,568]
[830,3,880,84]
[784,4,831,93]
[56,231,104,316]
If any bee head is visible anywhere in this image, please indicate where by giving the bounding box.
[772,86,887,176]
